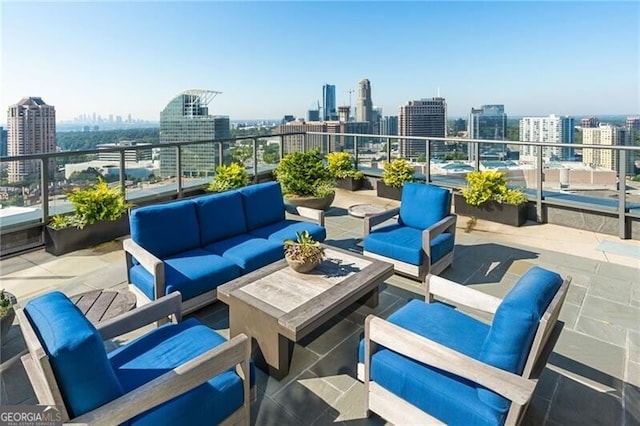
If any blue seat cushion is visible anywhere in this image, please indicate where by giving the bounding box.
[399,183,451,230]
[130,200,200,258]
[24,292,124,418]
[249,220,326,245]
[193,191,247,245]
[364,224,454,266]
[359,301,501,426]
[108,318,247,425]
[477,266,563,411]
[204,234,283,274]
[129,248,241,301]
[238,182,285,231]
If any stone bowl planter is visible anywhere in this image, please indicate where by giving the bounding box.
[285,192,335,211]
[285,255,321,273]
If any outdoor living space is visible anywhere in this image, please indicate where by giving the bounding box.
[1,188,639,425]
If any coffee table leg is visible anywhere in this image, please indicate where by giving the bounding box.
[362,287,379,308]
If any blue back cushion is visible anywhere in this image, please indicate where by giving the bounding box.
[477,266,563,411]
[130,200,200,258]
[24,291,124,418]
[194,191,247,245]
[239,182,285,230]
[399,183,451,230]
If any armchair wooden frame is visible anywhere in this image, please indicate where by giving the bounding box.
[360,273,570,425]
[17,292,251,426]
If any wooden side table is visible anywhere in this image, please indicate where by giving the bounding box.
[70,289,136,324]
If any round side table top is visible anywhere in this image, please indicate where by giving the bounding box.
[347,204,387,218]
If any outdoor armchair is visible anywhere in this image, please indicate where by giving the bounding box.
[363,182,456,279]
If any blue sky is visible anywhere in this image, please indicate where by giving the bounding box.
[1,1,638,122]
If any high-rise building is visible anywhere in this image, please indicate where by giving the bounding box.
[0,126,7,157]
[519,114,575,161]
[453,118,467,133]
[273,119,370,152]
[307,109,320,122]
[322,84,337,121]
[356,79,373,128]
[379,116,398,136]
[468,105,508,161]
[159,90,230,177]
[582,124,633,175]
[6,97,56,183]
[338,106,351,123]
[398,98,447,158]
[372,107,382,134]
[581,117,600,128]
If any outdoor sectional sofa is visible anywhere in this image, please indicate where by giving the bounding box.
[124,181,327,313]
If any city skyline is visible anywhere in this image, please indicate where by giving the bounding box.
[1,2,638,122]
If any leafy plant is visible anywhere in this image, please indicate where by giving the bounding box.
[207,163,250,192]
[49,178,132,230]
[382,158,415,188]
[284,231,324,265]
[327,152,364,180]
[461,170,527,207]
[0,289,15,317]
[274,149,334,197]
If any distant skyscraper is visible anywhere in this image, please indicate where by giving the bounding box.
[307,109,320,122]
[338,106,350,123]
[581,117,600,128]
[454,118,466,133]
[468,105,508,161]
[159,89,229,177]
[626,116,640,131]
[582,124,633,175]
[519,114,575,161]
[322,84,337,121]
[356,79,373,128]
[372,106,382,134]
[398,98,447,158]
[6,97,56,183]
[0,126,7,157]
[380,116,398,136]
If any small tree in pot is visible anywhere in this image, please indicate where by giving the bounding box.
[207,163,250,193]
[0,289,17,341]
[274,149,335,210]
[377,158,415,200]
[327,152,364,191]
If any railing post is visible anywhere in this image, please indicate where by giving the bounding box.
[474,142,480,171]
[279,134,285,160]
[618,149,628,239]
[425,139,431,183]
[218,142,223,168]
[354,136,359,170]
[40,159,49,225]
[253,137,259,184]
[536,144,543,222]
[386,137,392,161]
[176,146,183,199]
[119,150,126,197]
[302,133,307,153]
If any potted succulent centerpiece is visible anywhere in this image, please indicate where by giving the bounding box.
[455,170,529,227]
[377,158,415,201]
[327,152,364,191]
[0,289,17,342]
[284,231,325,273]
[207,162,250,192]
[45,178,132,256]
[275,149,335,210]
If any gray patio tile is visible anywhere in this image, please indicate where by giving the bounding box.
[254,343,321,397]
[0,255,36,275]
[300,316,362,357]
[0,359,34,405]
[309,330,362,379]
[337,286,405,326]
[320,380,371,423]
[565,285,587,307]
[271,370,338,424]
[630,284,640,308]
[558,303,579,330]
[629,329,640,364]
[576,316,627,348]
[623,382,640,426]
[582,295,640,330]
[251,392,301,426]
[627,361,640,388]
[318,373,359,393]
[534,368,561,402]
[596,261,640,282]
[588,276,632,305]
[521,395,550,426]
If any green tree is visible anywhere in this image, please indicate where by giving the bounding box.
[262,144,280,164]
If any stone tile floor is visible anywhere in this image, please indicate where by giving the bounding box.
[1,190,639,425]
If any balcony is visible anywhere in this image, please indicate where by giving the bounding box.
[1,187,638,425]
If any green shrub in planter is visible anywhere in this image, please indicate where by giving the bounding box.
[461,170,527,207]
[382,158,415,188]
[207,163,250,192]
[275,149,334,197]
[327,152,364,180]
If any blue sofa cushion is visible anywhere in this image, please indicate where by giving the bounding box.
[194,191,247,245]
[359,301,500,425]
[477,266,563,411]
[364,224,454,266]
[249,219,326,245]
[399,183,450,230]
[130,200,200,259]
[130,248,241,301]
[108,318,246,425]
[24,292,124,418]
[239,182,285,231]
[205,234,283,274]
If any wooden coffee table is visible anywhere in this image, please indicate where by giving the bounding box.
[217,245,393,379]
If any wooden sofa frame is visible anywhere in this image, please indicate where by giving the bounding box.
[359,273,571,425]
[17,292,251,425]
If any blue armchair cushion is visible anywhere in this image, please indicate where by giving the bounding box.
[204,234,283,274]
[364,224,454,266]
[130,200,200,259]
[194,191,247,245]
[477,266,563,411]
[24,292,124,418]
[108,318,247,425]
[249,219,326,245]
[239,182,285,231]
[130,248,240,301]
[399,183,451,230]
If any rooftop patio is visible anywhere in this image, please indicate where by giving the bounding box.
[1,188,638,425]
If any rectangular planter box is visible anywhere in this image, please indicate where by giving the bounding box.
[336,177,363,191]
[454,194,527,227]
[376,181,403,201]
[45,214,130,256]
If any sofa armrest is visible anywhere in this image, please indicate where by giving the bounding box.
[123,238,166,300]
[285,204,325,227]
[96,292,183,341]
[364,207,400,237]
[364,315,535,405]
[72,334,251,426]
[424,274,502,314]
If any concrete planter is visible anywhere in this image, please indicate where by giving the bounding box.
[454,194,527,227]
[45,214,130,256]
[376,181,402,201]
[285,192,335,211]
[335,177,363,191]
